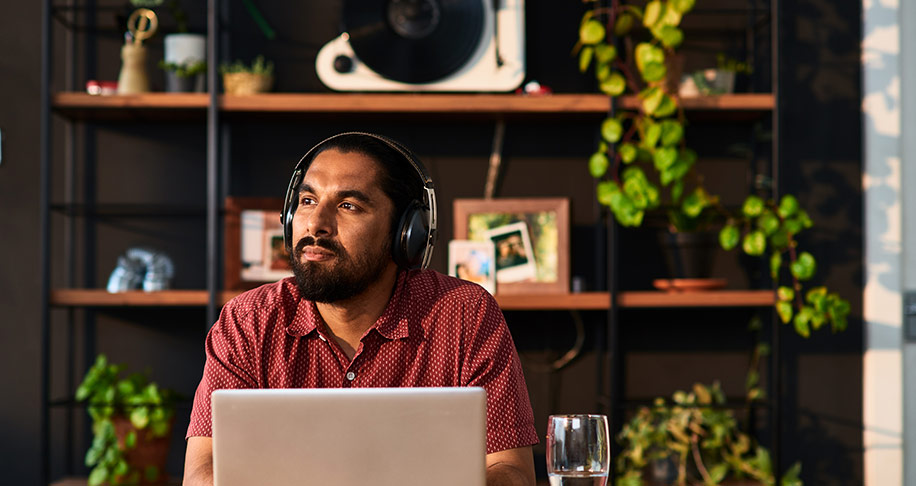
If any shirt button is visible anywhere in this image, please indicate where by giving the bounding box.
[346,371,356,381]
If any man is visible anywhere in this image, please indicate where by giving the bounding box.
[183,132,538,486]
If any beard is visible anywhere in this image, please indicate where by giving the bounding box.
[290,235,392,303]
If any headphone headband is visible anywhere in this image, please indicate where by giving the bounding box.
[282,132,437,269]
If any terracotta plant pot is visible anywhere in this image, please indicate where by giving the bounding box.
[112,416,172,485]
[222,73,273,95]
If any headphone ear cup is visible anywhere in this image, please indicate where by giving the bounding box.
[394,201,431,269]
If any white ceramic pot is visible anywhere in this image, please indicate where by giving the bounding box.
[163,33,206,66]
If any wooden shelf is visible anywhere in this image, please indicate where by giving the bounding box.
[50,289,774,309]
[52,92,774,121]
[618,290,775,307]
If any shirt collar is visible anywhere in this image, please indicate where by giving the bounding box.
[285,271,412,341]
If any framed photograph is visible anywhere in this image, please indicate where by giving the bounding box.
[453,198,570,295]
[485,222,537,283]
[448,239,497,295]
[225,197,293,290]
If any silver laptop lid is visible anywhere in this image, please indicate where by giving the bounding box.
[212,387,487,486]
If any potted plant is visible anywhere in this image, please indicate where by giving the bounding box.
[154,0,207,92]
[616,381,802,486]
[158,59,206,92]
[575,0,850,337]
[76,354,178,486]
[220,55,275,95]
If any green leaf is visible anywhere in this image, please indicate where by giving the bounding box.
[125,430,137,449]
[794,307,813,337]
[88,466,109,486]
[681,188,707,218]
[770,252,782,279]
[657,25,684,48]
[635,44,665,77]
[615,13,634,36]
[776,301,793,324]
[709,462,729,483]
[742,230,766,256]
[619,143,638,164]
[806,286,828,310]
[641,62,667,82]
[778,194,799,218]
[114,459,129,477]
[599,72,626,96]
[130,406,150,429]
[654,94,677,118]
[781,462,803,486]
[742,195,765,218]
[596,181,617,206]
[659,120,683,147]
[757,210,780,235]
[601,118,624,143]
[777,286,794,302]
[719,224,739,250]
[595,43,617,64]
[672,0,696,14]
[145,466,161,482]
[643,120,662,149]
[653,147,678,170]
[589,152,609,178]
[580,19,606,45]
[643,1,663,27]
[578,46,594,73]
[790,252,816,281]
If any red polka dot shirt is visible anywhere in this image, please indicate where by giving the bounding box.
[187,269,538,454]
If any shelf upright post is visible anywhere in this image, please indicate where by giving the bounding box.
[770,0,782,478]
[40,0,53,483]
[206,0,222,329]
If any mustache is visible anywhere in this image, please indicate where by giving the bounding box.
[295,236,341,255]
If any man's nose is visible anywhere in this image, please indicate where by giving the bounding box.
[306,202,335,237]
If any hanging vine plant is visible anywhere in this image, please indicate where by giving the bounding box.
[575,0,850,338]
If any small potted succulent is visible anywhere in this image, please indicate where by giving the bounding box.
[76,354,178,486]
[158,59,206,92]
[220,55,275,95]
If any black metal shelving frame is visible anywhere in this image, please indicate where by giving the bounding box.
[39,1,784,484]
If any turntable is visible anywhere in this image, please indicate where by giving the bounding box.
[316,0,525,92]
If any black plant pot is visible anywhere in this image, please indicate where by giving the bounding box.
[657,230,717,279]
[164,72,205,93]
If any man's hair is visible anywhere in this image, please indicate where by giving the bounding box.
[300,133,425,243]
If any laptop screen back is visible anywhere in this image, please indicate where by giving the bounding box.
[211,387,487,486]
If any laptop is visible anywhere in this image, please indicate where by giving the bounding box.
[211,387,487,486]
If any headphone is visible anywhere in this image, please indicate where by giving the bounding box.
[281,132,438,270]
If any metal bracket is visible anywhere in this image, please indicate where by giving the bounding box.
[484,121,505,199]
[904,292,916,341]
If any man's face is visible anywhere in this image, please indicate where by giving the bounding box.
[289,148,396,303]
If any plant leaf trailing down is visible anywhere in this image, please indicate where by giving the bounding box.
[574,0,850,337]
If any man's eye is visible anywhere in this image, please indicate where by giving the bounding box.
[340,202,356,210]
[300,197,316,206]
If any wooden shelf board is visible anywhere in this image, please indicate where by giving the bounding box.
[52,92,774,121]
[495,292,610,310]
[51,478,181,486]
[50,289,234,307]
[619,290,775,307]
[50,289,775,309]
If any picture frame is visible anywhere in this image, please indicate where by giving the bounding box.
[448,239,497,295]
[224,197,293,290]
[453,198,570,295]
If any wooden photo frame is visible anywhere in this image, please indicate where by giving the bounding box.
[224,197,292,290]
[453,198,570,295]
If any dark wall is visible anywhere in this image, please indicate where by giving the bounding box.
[0,1,863,485]
[0,0,43,484]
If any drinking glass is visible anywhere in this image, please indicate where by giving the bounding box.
[546,414,610,486]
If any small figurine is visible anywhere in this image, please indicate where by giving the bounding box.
[117,8,158,94]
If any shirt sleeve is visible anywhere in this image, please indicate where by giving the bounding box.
[461,292,539,454]
[186,300,259,438]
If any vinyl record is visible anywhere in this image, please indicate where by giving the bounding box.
[343,0,485,84]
